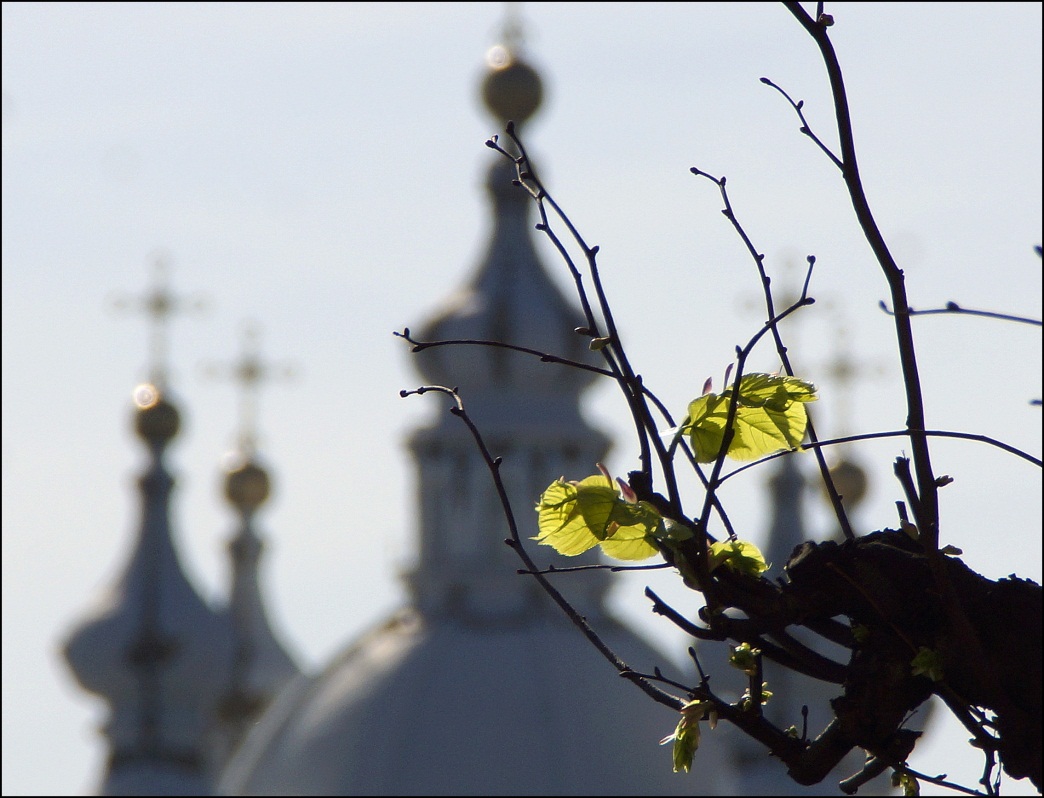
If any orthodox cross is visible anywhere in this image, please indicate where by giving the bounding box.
[741,261,887,516]
[111,254,206,392]
[816,323,888,438]
[739,259,889,434]
[205,321,296,456]
[499,2,525,55]
[739,256,831,376]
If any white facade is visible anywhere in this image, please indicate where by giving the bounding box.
[219,51,735,792]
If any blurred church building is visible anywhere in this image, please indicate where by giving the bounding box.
[62,22,882,797]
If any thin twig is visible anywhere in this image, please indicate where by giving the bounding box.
[879,300,1042,327]
[394,328,614,377]
[494,131,664,488]
[618,666,694,695]
[505,124,688,517]
[645,586,722,640]
[689,167,855,540]
[718,428,1042,483]
[784,1,941,550]
[400,384,685,711]
[760,76,844,170]
[518,561,671,576]
[892,456,926,537]
[892,765,988,797]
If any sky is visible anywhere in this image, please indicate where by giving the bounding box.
[2,2,1041,795]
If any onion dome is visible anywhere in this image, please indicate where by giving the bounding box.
[63,387,233,795]
[218,608,735,795]
[200,321,302,763]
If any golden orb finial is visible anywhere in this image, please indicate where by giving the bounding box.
[826,457,869,511]
[224,457,271,513]
[481,7,543,126]
[133,383,180,442]
[482,51,543,125]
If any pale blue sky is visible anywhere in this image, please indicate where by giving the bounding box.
[3,3,1041,795]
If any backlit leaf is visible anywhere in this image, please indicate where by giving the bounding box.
[660,699,713,773]
[534,474,661,560]
[534,476,617,556]
[910,647,944,682]
[681,373,817,462]
[680,393,731,463]
[708,539,769,577]
[601,519,660,561]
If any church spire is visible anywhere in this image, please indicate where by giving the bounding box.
[217,20,732,795]
[819,322,876,515]
[63,261,231,795]
[207,322,300,762]
[729,324,885,793]
[407,22,610,624]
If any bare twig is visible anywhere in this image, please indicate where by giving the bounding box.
[879,300,1042,327]
[394,8,1038,794]
[501,125,689,517]
[689,167,856,540]
[890,766,988,797]
[399,385,685,711]
[760,76,844,170]
[394,327,614,377]
[719,429,1042,481]
[783,1,941,549]
[518,561,671,576]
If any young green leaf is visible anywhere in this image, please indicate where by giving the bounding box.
[535,475,620,556]
[600,520,661,561]
[910,647,945,682]
[680,392,732,463]
[534,473,661,560]
[739,682,774,711]
[728,642,761,676]
[659,699,713,773]
[680,373,817,462]
[892,770,921,797]
[708,539,770,578]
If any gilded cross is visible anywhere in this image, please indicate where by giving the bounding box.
[205,321,297,456]
[111,254,206,391]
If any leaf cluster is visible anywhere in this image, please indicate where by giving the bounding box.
[400,4,1042,795]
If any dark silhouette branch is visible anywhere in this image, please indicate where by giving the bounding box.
[394,327,614,378]
[879,300,1042,327]
[399,385,686,712]
[396,7,1042,794]
[759,76,844,170]
[783,1,941,550]
[717,429,1042,481]
[518,561,671,576]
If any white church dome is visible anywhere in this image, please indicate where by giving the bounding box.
[219,609,733,795]
[218,36,735,797]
